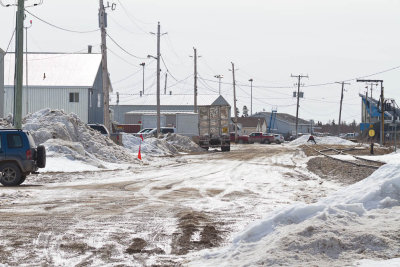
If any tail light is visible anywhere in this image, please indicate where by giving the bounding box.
[26,149,32,160]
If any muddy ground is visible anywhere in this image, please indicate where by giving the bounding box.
[0,143,392,266]
[302,144,391,185]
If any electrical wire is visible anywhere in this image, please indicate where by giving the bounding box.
[167,74,193,89]
[108,47,143,67]
[160,55,181,82]
[24,9,99,33]
[4,29,15,54]
[117,0,153,34]
[106,32,147,59]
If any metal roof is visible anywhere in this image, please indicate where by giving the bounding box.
[4,52,102,87]
[110,93,231,107]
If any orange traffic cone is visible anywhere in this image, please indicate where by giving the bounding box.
[138,144,142,160]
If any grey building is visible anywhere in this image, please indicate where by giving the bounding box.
[252,112,312,137]
[110,94,231,124]
[3,52,106,123]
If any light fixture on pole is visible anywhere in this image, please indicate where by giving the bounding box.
[139,62,145,94]
[248,78,253,115]
[214,74,223,95]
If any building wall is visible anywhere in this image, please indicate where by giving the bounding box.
[88,65,104,124]
[0,50,4,118]
[4,86,89,122]
[111,104,195,124]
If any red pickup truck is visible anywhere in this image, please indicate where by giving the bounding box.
[248,132,274,144]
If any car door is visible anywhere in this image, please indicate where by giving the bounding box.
[0,134,4,161]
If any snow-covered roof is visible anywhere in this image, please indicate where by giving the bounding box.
[4,52,102,87]
[110,93,231,107]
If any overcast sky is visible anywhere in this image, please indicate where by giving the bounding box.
[1,0,400,123]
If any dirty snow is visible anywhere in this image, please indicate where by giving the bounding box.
[289,135,356,146]
[189,154,400,266]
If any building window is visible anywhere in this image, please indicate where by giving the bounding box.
[98,93,102,108]
[69,92,79,103]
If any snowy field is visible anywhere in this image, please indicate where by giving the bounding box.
[0,110,399,266]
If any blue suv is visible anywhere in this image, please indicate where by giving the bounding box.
[0,129,46,186]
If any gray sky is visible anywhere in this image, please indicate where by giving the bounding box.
[1,0,400,123]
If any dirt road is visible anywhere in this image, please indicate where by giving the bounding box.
[0,144,343,266]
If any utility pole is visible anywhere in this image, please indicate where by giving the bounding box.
[99,0,111,132]
[24,19,32,116]
[164,73,168,95]
[231,63,238,143]
[148,22,166,137]
[214,74,223,95]
[13,0,25,129]
[335,81,350,135]
[249,78,253,116]
[140,62,145,94]
[193,47,198,113]
[357,79,384,145]
[291,74,308,138]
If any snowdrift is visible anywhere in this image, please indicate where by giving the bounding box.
[191,158,400,266]
[289,134,356,146]
[23,109,137,165]
[122,133,204,156]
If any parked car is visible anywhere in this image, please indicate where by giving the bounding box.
[248,132,274,144]
[0,129,46,186]
[147,127,176,136]
[88,124,110,137]
[230,132,249,144]
[134,128,153,137]
[272,134,285,144]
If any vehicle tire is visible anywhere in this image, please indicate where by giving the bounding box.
[221,146,230,152]
[203,147,209,151]
[17,175,27,185]
[0,163,22,186]
[238,139,243,144]
[36,145,46,168]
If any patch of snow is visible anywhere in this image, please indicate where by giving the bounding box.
[358,151,400,164]
[289,135,356,146]
[357,257,400,267]
[330,154,357,161]
[23,109,137,165]
[190,153,400,266]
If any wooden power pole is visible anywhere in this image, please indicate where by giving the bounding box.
[99,0,111,132]
[336,81,350,135]
[231,62,238,143]
[13,0,25,129]
[193,47,198,113]
[291,74,308,138]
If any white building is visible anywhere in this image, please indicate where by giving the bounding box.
[2,51,106,123]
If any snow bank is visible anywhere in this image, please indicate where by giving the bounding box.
[122,133,203,156]
[289,134,356,146]
[358,151,400,165]
[23,109,136,164]
[190,155,400,266]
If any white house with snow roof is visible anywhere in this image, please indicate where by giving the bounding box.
[110,93,231,124]
[1,51,108,124]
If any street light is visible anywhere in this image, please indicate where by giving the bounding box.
[214,74,223,95]
[249,78,253,116]
[140,62,145,94]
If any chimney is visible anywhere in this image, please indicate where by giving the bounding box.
[88,45,92,54]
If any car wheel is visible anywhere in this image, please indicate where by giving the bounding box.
[238,139,243,144]
[17,175,27,185]
[0,163,22,186]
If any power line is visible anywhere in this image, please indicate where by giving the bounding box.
[24,10,99,33]
[5,29,15,53]
[106,32,147,59]
[117,0,152,33]
[160,54,181,82]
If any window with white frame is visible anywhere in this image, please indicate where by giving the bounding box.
[69,92,79,103]
[97,93,102,108]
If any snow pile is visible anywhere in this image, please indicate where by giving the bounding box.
[359,151,400,165]
[0,115,12,129]
[23,109,136,164]
[162,133,204,153]
[289,134,356,146]
[190,156,400,266]
[122,133,203,156]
